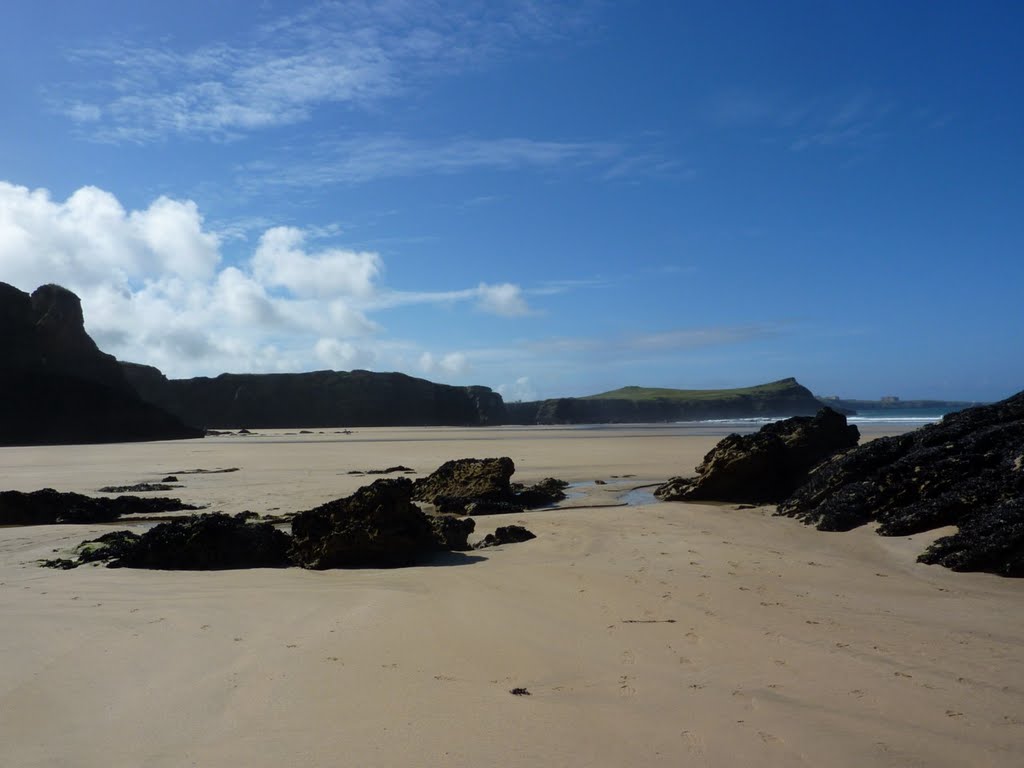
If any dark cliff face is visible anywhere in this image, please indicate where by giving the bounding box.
[506,379,831,425]
[122,366,508,429]
[0,282,202,446]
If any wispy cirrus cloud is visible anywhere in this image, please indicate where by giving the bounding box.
[704,89,892,153]
[238,134,623,187]
[55,1,599,143]
[522,325,783,358]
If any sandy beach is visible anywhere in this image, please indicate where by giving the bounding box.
[2,425,1022,767]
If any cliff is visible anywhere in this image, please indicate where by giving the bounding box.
[121,365,506,429]
[505,378,840,424]
[0,283,203,446]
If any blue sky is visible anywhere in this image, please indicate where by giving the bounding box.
[1,1,1021,402]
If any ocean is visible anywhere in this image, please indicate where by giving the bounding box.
[665,405,967,435]
[844,407,956,425]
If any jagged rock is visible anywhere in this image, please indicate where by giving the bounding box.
[429,515,476,551]
[777,391,1024,576]
[475,525,537,549]
[290,477,467,568]
[512,478,569,507]
[412,458,569,513]
[42,530,143,569]
[112,513,290,569]
[45,514,289,570]
[97,483,178,493]
[655,408,859,504]
[0,282,202,446]
[917,499,1024,576]
[0,489,199,525]
[464,499,526,516]
[412,458,516,513]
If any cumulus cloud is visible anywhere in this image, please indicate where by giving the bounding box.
[0,181,532,378]
[314,338,376,370]
[497,376,537,402]
[0,181,220,288]
[476,282,531,316]
[419,351,470,377]
[252,226,381,298]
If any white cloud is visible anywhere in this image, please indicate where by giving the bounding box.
[476,282,531,316]
[58,3,599,142]
[252,226,381,298]
[314,338,376,370]
[242,135,621,187]
[497,376,537,402]
[0,181,535,378]
[0,181,220,288]
[419,350,470,379]
[440,352,469,375]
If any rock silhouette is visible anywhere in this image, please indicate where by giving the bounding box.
[0,282,202,446]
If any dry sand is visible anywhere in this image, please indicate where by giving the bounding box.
[1,425,1022,767]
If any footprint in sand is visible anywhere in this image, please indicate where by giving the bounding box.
[621,649,636,665]
[680,730,705,756]
[758,731,781,744]
[618,675,636,696]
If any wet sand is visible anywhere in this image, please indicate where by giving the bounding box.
[1,426,1022,767]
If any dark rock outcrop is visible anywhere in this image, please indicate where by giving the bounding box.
[655,408,860,503]
[777,391,1024,576]
[0,488,199,525]
[43,530,143,569]
[411,458,568,514]
[122,365,506,429]
[464,499,527,515]
[512,478,569,507]
[429,514,477,551]
[412,457,516,513]
[475,525,537,549]
[0,282,202,446]
[289,477,474,568]
[97,483,178,493]
[83,513,291,570]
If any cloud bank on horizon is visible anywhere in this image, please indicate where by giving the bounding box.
[0,1,1021,401]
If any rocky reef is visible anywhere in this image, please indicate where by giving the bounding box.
[475,525,537,549]
[0,282,203,446]
[778,390,1024,576]
[47,513,291,570]
[0,488,199,525]
[412,457,567,514]
[655,408,860,503]
[40,457,561,570]
[290,477,475,568]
